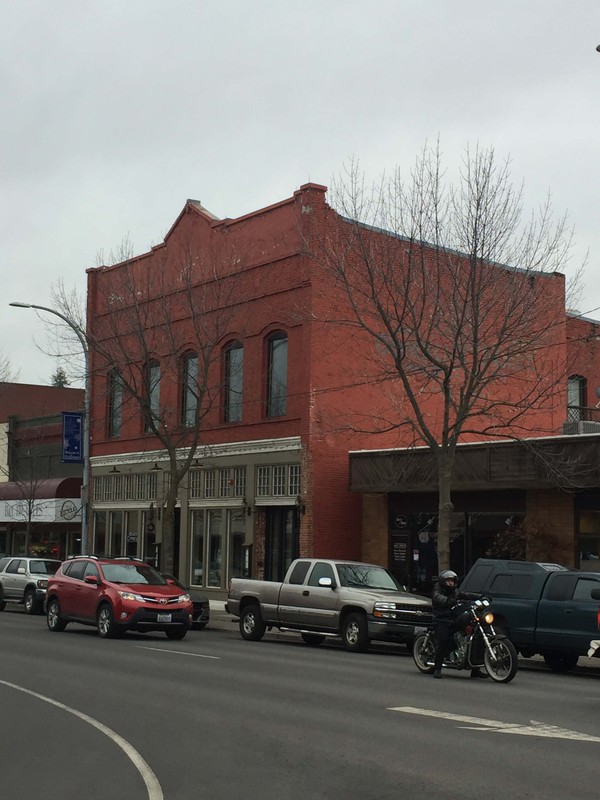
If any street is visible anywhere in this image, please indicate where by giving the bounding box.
[1,609,599,800]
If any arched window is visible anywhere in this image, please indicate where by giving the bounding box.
[181,351,198,427]
[267,332,287,418]
[567,375,587,421]
[107,369,123,438]
[144,360,161,432]
[224,341,243,423]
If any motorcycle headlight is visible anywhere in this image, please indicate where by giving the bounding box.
[484,612,494,624]
[118,590,145,603]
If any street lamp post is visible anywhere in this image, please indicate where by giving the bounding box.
[9,302,90,554]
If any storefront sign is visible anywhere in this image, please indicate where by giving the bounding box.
[0,498,82,523]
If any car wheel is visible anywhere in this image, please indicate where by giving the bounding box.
[239,604,266,641]
[341,612,369,652]
[543,651,579,673]
[24,589,39,615]
[47,598,67,632]
[97,603,120,639]
[301,632,326,646]
[166,627,187,640]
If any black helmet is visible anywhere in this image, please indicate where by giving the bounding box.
[439,569,458,583]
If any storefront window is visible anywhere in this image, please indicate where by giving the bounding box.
[94,511,107,555]
[208,510,222,588]
[191,510,204,585]
[228,509,245,579]
[125,511,139,557]
[110,511,124,556]
[578,511,600,571]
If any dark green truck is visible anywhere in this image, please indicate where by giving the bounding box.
[459,558,600,672]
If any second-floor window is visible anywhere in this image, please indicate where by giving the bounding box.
[108,369,123,438]
[267,332,287,417]
[182,352,198,427]
[567,375,587,421]
[145,360,161,432]
[224,341,243,423]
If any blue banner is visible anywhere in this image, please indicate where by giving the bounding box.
[62,412,83,463]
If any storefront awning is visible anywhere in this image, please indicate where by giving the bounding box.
[0,477,82,523]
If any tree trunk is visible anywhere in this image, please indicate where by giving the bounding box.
[436,451,454,572]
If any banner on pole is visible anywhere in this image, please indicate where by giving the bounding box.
[62,412,83,463]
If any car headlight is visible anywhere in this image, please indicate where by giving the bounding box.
[118,590,145,602]
[178,594,191,603]
[37,579,48,590]
[373,601,398,619]
[374,602,397,610]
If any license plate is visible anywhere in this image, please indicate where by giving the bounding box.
[414,626,428,635]
[157,613,172,623]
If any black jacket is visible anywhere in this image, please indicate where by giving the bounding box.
[432,580,479,621]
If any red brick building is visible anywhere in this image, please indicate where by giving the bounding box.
[0,383,84,558]
[85,185,600,595]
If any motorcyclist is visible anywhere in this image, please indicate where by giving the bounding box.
[431,569,486,679]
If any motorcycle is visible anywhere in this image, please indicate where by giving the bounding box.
[413,597,518,683]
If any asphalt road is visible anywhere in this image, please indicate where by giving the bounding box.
[1,607,599,800]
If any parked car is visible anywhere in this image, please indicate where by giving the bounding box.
[46,556,193,639]
[459,558,600,672]
[0,556,62,615]
[162,573,210,630]
[227,558,432,652]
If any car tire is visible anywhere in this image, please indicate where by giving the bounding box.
[0,589,5,612]
[166,627,187,640]
[97,603,120,639]
[543,651,579,673]
[24,589,39,615]
[239,604,266,641]
[47,598,67,632]
[341,612,369,652]
[301,632,326,646]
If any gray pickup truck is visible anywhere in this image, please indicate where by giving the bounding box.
[0,556,62,615]
[226,558,432,652]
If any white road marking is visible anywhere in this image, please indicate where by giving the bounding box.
[0,679,163,799]
[389,707,600,742]
[138,646,220,659]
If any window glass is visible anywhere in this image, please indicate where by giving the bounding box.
[267,334,287,417]
[567,375,586,421]
[83,562,100,579]
[108,370,123,437]
[191,510,205,585]
[572,578,600,602]
[30,560,61,575]
[182,352,198,427]
[546,574,578,601]
[110,511,124,556]
[462,564,493,593]
[145,361,160,431]
[228,509,245,580]
[308,562,335,587]
[288,560,311,585]
[66,560,87,580]
[224,342,243,422]
[208,509,222,588]
[489,574,533,596]
[6,559,23,574]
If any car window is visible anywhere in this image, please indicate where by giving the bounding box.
[288,561,311,585]
[101,563,166,585]
[83,562,100,579]
[572,578,600,602]
[463,564,494,593]
[308,562,335,587]
[65,561,87,580]
[545,574,578,601]
[30,560,61,575]
[6,559,24,574]
[0,557,11,571]
[336,563,403,591]
[489,574,533,596]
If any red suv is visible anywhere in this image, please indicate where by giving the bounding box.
[46,556,193,640]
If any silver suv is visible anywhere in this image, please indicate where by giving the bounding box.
[0,557,62,615]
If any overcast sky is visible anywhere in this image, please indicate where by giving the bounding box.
[2,1,600,386]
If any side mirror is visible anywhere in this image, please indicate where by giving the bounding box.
[318,576,336,589]
[17,567,26,575]
[84,574,99,586]
[591,588,600,600]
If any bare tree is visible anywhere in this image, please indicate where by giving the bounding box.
[0,350,19,383]
[50,233,243,574]
[307,143,580,571]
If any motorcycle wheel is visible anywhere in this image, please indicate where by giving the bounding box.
[483,637,518,683]
[413,633,436,674]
